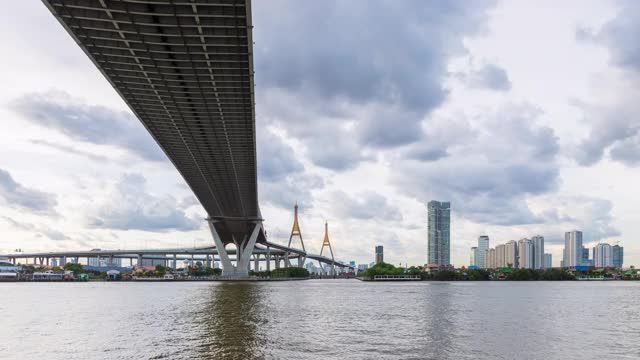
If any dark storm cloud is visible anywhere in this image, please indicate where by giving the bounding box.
[10,90,165,162]
[253,0,495,169]
[0,168,57,215]
[330,191,403,221]
[89,174,200,232]
[393,105,561,226]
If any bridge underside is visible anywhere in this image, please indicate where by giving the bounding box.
[40,1,356,278]
[44,0,260,244]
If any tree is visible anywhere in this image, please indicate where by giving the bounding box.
[271,267,309,278]
[433,270,460,281]
[361,262,406,279]
[63,262,83,274]
[155,264,167,276]
[467,269,490,281]
[506,269,541,281]
[540,268,575,281]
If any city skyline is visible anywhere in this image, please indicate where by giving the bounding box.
[0,1,638,267]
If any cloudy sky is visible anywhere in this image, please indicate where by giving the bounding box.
[1,0,638,267]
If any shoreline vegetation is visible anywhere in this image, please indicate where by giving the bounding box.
[6,263,312,281]
[359,262,636,281]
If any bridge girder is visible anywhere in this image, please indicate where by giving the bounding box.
[43,0,259,245]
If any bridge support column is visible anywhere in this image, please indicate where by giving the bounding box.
[266,247,271,272]
[208,219,262,278]
[254,254,259,272]
[137,254,143,267]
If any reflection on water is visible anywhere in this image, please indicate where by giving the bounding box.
[197,283,267,359]
[421,283,454,359]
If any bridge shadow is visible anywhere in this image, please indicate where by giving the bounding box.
[196,282,268,359]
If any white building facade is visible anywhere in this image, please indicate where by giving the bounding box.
[532,235,545,269]
[563,231,583,267]
[593,243,613,268]
[518,238,534,269]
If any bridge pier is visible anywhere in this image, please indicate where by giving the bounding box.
[208,220,262,278]
[266,247,271,272]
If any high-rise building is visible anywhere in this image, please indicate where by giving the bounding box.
[495,244,506,268]
[505,240,518,268]
[543,253,552,269]
[375,245,384,264]
[531,235,544,269]
[582,247,591,266]
[470,247,477,267]
[485,248,497,269]
[518,238,534,269]
[612,245,624,268]
[563,231,583,267]
[594,243,613,268]
[428,201,451,265]
[477,235,490,269]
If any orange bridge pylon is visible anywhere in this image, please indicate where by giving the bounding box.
[319,221,336,275]
[286,202,306,267]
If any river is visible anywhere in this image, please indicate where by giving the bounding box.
[1,280,638,359]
